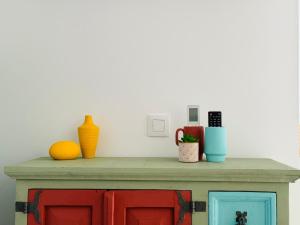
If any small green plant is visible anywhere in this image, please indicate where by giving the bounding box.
[180,134,198,143]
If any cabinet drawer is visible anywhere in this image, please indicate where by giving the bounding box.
[209,192,276,225]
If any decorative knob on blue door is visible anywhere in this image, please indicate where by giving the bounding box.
[236,211,247,225]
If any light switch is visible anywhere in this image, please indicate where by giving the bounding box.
[147,114,170,137]
[152,119,165,132]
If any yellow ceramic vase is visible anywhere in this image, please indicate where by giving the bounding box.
[78,115,100,159]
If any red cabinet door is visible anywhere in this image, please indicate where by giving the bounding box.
[28,190,105,225]
[104,190,192,225]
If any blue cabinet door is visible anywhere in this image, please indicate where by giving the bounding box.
[209,192,276,225]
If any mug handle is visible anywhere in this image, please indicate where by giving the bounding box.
[175,128,184,146]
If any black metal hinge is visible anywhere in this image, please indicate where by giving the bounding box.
[190,201,206,212]
[15,191,41,224]
[176,191,206,225]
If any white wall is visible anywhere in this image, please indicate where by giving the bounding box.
[0,0,299,224]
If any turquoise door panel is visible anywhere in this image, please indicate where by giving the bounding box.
[209,192,276,225]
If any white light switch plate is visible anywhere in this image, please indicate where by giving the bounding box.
[147,114,170,137]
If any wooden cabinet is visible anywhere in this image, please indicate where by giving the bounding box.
[208,192,276,225]
[4,157,300,225]
[26,189,191,225]
[104,190,191,225]
[28,190,104,225]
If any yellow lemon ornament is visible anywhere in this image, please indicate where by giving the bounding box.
[49,141,80,160]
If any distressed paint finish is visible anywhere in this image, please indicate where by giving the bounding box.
[5,157,300,225]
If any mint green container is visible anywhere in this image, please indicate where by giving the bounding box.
[204,127,227,162]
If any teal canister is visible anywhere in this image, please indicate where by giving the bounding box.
[204,127,227,162]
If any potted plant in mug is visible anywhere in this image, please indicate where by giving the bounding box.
[178,134,199,163]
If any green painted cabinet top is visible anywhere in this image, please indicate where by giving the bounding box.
[4,157,300,183]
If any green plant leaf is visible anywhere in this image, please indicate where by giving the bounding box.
[180,134,198,143]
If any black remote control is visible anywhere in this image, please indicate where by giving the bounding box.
[208,111,222,127]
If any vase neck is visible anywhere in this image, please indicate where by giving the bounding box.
[84,115,94,125]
